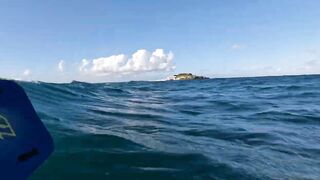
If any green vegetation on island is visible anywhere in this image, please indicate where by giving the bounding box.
[168,73,209,80]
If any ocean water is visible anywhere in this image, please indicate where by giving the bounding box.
[19,75,320,180]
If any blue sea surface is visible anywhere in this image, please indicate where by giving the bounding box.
[20,75,320,180]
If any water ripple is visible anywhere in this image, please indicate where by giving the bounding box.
[20,75,320,180]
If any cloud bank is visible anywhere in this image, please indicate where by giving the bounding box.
[225,59,320,78]
[79,49,175,76]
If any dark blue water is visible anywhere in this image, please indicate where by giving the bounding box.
[20,75,320,180]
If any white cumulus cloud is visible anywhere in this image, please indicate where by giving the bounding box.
[79,49,175,76]
[23,69,31,76]
[58,60,64,72]
[79,59,90,72]
[231,43,246,50]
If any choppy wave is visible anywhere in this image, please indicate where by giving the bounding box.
[19,75,320,180]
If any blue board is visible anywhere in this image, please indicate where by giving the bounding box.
[0,80,54,179]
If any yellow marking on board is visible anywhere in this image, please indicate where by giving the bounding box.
[0,115,16,140]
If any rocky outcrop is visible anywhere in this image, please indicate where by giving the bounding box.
[168,73,209,80]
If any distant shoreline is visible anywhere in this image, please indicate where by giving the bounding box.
[3,73,319,84]
[167,73,210,81]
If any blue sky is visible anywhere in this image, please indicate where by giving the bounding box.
[1,0,320,82]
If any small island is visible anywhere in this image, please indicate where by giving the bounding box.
[168,73,209,81]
